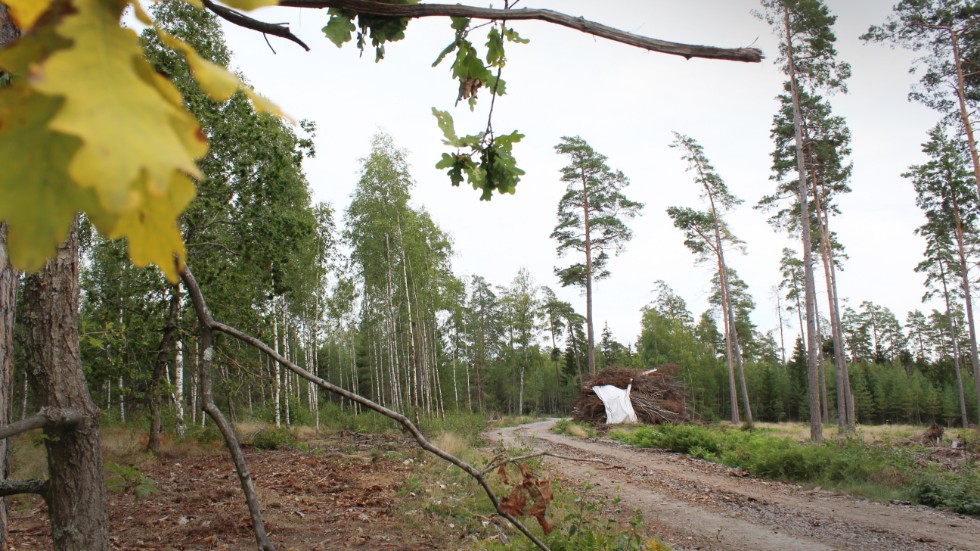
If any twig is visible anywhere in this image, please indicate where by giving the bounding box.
[278,0,763,62]
[0,407,84,440]
[178,265,552,551]
[483,451,619,475]
[202,0,310,51]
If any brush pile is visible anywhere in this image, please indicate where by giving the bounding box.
[572,365,692,425]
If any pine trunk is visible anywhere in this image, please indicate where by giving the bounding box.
[950,193,980,425]
[785,7,823,442]
[580,170,597,379]
[23,218,109,550]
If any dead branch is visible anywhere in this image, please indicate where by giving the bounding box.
[203,0,310,51]
[483,451,618,475]
[0,479,47,497]
[0,407,84,441]
[234,0,763,62]
[178,265,551,551]
[180,268,274,551]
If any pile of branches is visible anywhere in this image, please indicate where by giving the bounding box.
[572,365,692,425]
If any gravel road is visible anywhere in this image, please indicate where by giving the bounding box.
[491,420,980,551]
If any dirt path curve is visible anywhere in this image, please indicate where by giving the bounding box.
[489,420,980,551]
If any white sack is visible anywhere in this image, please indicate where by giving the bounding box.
[592,384,638,424]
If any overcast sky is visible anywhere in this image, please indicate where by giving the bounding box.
[210,0,940,357]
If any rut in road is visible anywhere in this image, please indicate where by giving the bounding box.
[491,419,980,551]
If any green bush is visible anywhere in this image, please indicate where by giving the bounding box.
[915,467,980,516]
[612,423,979,517]
[250,427,295,450]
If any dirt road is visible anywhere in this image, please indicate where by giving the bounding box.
[492,420,980,551]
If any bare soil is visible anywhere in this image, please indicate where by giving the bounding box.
[7,431,452,551]
[492,419,980,551]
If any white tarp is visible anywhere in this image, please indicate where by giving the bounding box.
[592,384,638,424]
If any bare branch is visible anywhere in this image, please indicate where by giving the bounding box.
[483,450,620,475]
[0,479,47,497]
[178,265,552,550]
[179,267,274,551]
[0,407,84,441]
[271,0,763,62]
[203,0,310,51]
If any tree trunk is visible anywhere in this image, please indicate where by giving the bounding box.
[938,258,970,427]
[0,222,15,549]
[147,285,181,452]
[784,6,823,442]
[272,296,281,428]
[23,217,109,550]
[174,332,185,437]
[580,170,597,379]
[0,18,17,546]
[806,142,853,431]
[950,192,980,425]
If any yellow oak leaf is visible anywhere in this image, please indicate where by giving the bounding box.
[4,0,53,31]
[32,0,206,212]
[156,28,286,118]
[108,173,197,282]
[0,89,105,272]
[0,19,114,271]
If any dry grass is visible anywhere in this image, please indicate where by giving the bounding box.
[753,422,929,442]
[432,431,468,457]
[567,423,590,438]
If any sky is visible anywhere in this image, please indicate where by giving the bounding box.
[206,0,941,357]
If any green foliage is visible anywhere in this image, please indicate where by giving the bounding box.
[613,424,980,516]
[484,483,666,551]
[434,109,525,200]
[915,467,980,516]
[322,1,418,61]
[249,427,296,450]
[106,462,159,501]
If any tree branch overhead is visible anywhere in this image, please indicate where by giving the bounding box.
[248,0,764,62]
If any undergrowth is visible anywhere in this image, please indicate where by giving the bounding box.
[611,424,980,516]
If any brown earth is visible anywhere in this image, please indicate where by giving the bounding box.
[491,419,980,551]
[6,431,464,551]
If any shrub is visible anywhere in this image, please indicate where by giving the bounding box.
[250,427,295,450]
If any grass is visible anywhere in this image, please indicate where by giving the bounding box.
[610,423,980,517]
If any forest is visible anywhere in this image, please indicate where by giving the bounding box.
[2,0,980,550]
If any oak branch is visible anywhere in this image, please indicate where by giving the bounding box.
[209,0,764,62]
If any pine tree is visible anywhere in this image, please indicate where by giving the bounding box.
[552,136,643,379]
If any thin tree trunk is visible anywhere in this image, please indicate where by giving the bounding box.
[950,192,980,425]
[938,258,970,427]
[776,290,787,364]
[272,297,281,428]
[785,6,823,442]
[147,285,181,452]
[581,169,597,379]
[397,227,420,425]
[806,146,853,430]
[23,217,109,550]
[0,222,14,549]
